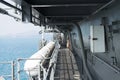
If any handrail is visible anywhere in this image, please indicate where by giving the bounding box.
[93,55,120,73]
[17,57,52,80]
[17,42,59,80]
[0,42,59,80]
[0,61,14,80]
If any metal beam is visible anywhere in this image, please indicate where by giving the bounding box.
[11,0,22,5]
[92,0,115,15]
[0,0,22,12]
[44,22,73,25]
[45,15,88,18]
[0,8,21,20]
[32,3,102,7]
[74,23,93,80]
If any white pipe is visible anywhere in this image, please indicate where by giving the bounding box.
[24,41,55,77]
[32,4,100,7]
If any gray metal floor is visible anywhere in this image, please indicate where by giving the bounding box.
[54,49,80,80]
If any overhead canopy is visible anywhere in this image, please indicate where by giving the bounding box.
[0,0,114,29]
[23,0,113,23]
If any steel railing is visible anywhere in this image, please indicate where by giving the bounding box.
[17,43,59,80]
[0,42,60,80]
[0,61,14,80]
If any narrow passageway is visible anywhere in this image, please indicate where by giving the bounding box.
[54,49,80,80]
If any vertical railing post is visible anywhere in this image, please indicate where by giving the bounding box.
[11,61,14,80]
[38,64,41,80]
[17,59,20,80]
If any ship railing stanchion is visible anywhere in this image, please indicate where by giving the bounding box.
[38,63,41,80]
[17,59,20,80]
[0,61,14,80]
[11,61,14,80]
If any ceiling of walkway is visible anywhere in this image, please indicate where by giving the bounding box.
[24,0,112,23]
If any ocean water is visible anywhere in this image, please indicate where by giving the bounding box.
[0,37,40,79]
[0,33,53,80]
[0,37,40,60]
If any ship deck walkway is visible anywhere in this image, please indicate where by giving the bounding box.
[54,48,80,80]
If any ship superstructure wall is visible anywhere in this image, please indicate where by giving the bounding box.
[70,0,120,80]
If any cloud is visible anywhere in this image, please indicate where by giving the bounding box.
[0,14,41,38]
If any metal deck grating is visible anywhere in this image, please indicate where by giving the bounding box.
[54,49,80,80]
